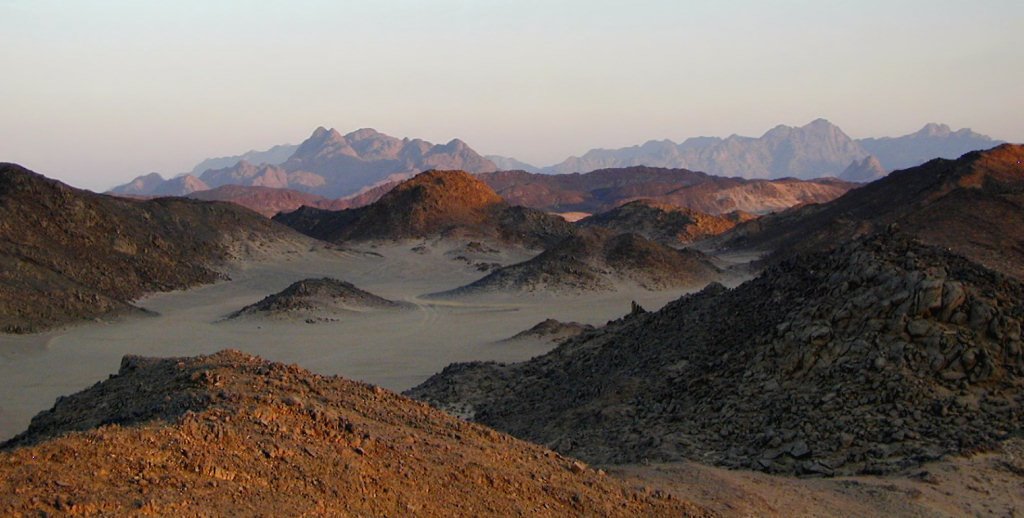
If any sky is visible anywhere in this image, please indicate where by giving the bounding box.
[1,0,1022,191]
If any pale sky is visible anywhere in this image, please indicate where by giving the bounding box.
[1,0,1022,191]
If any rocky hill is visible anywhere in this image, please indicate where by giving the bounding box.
[429,228,721,297]
[721,144,1024,280]
[0,350,701,516]
[227,278,411,322]
[110,127,497,199]
[0,163,301,333]
[410,231,1024,476]
[580,200,754,245]
[478,166,854,215]
[274,170,576,249]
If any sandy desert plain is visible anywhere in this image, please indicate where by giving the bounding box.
[0,238,749,441]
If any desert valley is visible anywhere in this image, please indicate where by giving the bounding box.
[1,121,1023,515]
[3,2,1023,515]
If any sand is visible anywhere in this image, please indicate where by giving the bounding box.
[611,438,1024,517]
[0,238,719,441]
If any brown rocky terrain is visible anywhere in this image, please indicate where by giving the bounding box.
[226,277,412,322]
[410,231,1024,476]
[478,166,854,215]
[274,170,576,249]
[0,350,704,517]
[579,200,754,245]
[429,228,721,297]
[0,163,302,333]
[721,144,1024,279]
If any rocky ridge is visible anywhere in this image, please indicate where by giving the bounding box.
[721,144,1024,280]
[579,200,753,245]
[274,170,576,249]
[478,166,854,215]
[410,231,1024,476]
[0,351,702,516]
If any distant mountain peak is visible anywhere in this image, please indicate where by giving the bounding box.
[839,155,887,183]
[917,123,953,137]
[347,128,382,140]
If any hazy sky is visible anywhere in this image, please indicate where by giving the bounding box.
[2,0,1022,190]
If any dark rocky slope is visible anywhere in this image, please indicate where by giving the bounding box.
[410,231,1024,476]
[0,163,300,333]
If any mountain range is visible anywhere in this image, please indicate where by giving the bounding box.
[108,121,1002,207]
[110,127,498,199]
[492,121,1002,179]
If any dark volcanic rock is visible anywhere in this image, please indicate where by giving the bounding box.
[409,232,1024,476]
[227,277,411,320]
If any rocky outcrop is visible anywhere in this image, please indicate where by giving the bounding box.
[0,350,701,516]
[410,232,1024,476]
